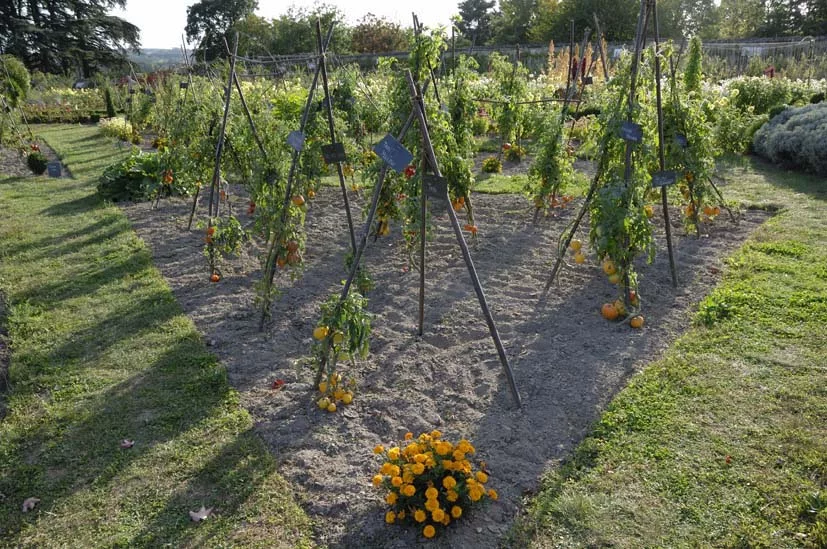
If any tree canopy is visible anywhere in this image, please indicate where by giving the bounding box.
[0,0,139,77]
[185,0,258,61]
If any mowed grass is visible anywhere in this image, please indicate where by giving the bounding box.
[510,157,827,547]
[0,125,313,548]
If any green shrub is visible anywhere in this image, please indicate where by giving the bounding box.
[103,86,117,118]
[726,77,813,115]
[472,116,489,136]
[482,156,502,173]
[26,151,48,175]
[684,36,703,94]
[97,150,165,201]
[0,55,30,108]
[504,144,527,162]
[753,102,827,176]
[98,116,134,142]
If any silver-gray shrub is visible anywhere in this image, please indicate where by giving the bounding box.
[752,103,827,176]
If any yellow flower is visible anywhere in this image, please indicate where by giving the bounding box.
[404,432,413,440]
[389,465,400,477]
[432,508,445,522]
[469,486,484,502]
[402,484,416,497]
[435,441,453,456]
[372,474,383,487]
[388,447,400,460]
[442,514,451,526]
[451,505,463,518]
[385,511,396,524]
[446,490,458,502]
[391,476,403,487]
[442,476,457,489]
[425,498,439,512]
[412,463,425,475]
[373,444,385,454]
[452,449,465,461]
[425,487,438,500]
[488,488,498,500]
[386,492,398,505]
[423,524,436,538]
[414,509,427,523]
[431,430,442,439]
[442,460,454,471]
[413,453,427,464]
[458,439,475,454]
[475,471,489,484]
[397,510,406,520]
[403,471,415,483]
[380,462,393,475]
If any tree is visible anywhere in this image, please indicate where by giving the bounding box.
[0,0,139,77]
[185,0,258,61]
[270,4,352,55]
[351,14,410,53]
[656,0,719,40]
[529,0,561,42]
[491,0,537,44]
[717,0,765,37]
[543,0,641,42]
[456,0,496,45]
[0,55,30,108]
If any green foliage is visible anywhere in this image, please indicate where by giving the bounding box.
[97,149,193,202]
[26,151,47,175]
[482,156,502,173]
[725,76,813,115]
[185,0,258,61]
[0,55,30,108]
[312,290,372,381]
[753,102,827,176]
[527,108,574,210]
[488,52,530,147]
[683,36,703,94]
[98,116,135,142]
[103,86,116,118]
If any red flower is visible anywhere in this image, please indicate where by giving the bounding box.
[502,142,512,151]
[404,165,416,179]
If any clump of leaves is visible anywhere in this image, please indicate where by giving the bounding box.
[482,156,502,173]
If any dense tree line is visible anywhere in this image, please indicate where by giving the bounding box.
[0,0,139,76]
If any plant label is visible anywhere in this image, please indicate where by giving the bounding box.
[180,81,189,89]
[373,134,413,173]
[651,170,677,188]
[287,131,305,152]
[322,142,347,164]
[423,174,448,211]
[674,133,688,148]
[47,161,62,178]
[582,75,594,85]
[619,121,643,143]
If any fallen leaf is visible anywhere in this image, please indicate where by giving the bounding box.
[189,506,212,522]
[22,497,40,512]
[271,379,286,390]
[725,455,732,465]
[120,439,135,449]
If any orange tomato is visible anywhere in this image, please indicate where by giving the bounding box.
[210,273,220,283]
[292,195,305,206]
[601,303,619,321]
[630,315,645,329]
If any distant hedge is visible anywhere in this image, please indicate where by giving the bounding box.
[752,103,827,176]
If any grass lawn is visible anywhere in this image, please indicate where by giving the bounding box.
[0,124,313,548]
[510,157,827,547]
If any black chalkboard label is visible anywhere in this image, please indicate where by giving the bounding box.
[583,75,594,85]
[674,133,688,148]
[47,161,62,178]
[128,88,135,95]
[180,81,189,89]
[619,121,643,142]
[287,130,305,152]
[373,134,413,173]
[651,170,677,188]
[423,174,448,211]
[322,142,347,164]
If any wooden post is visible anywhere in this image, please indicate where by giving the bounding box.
[315,18,357,256]
[651,0,679,288]
[405,70,522,409]
[593,14,610,82]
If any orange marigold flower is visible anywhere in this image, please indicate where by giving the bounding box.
[430,430,442,439]
[432,508,445,522]
[425,487,439,500]
[386,492,398,505]
[374,445,385,455]
[391,476,403,487]
[372,474,383,487]
[476,471,489,484]
[385,511,396,524]
[425,498,439,512]
[423,524,436,538]
[402,484,416,497]
[451,505,463,518]
[442,476,457,490]
[488,488,498,500]
[388,447,400,460]
[412,463,425,475]
[414,509,426,523]
[404,432,413,440]
[446,490,458,502]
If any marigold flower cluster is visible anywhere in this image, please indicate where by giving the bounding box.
[372,430,497,539]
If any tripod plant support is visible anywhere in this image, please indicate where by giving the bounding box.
[404,70,522,409]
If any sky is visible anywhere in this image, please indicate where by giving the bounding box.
[111,0,462,50]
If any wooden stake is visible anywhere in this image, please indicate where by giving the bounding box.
[405,70,522,409]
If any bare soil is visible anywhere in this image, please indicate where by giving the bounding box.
[119,176,768,548]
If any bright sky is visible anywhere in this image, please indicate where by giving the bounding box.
[111,0,462,50]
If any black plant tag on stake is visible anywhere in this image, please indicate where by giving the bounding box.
[373,134,413,173]
[321,143,347,164]
[423,174,448,211]
[652,170,677,188]
[619,121,643,142]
